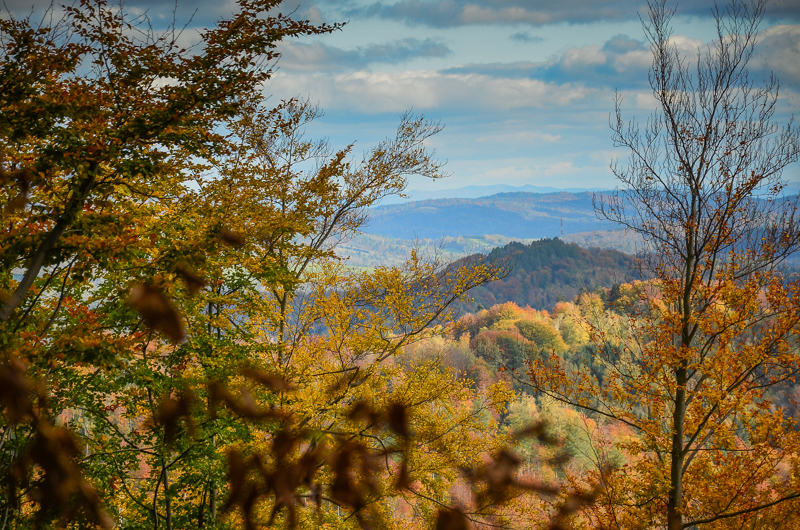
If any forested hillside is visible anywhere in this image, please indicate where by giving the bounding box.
[562,229,643,255]
[457,238,635,311]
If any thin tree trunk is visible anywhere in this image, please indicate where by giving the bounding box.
[668,361,687,530]
[153,469,161,530]
[210,482,217,524]
[1,501,9,530]
[0,164,98,321]
[210,434,217,525]
[163,463,173,530]
[198,480,208,527]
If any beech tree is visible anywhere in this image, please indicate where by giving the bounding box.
[86,98,511,529]
[529,0,800,528]
[0,1,339,525]
[0,3,596,528]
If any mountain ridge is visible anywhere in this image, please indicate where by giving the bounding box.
[365,191,612,239]
[454,238,636,312]
[379,183,609,204]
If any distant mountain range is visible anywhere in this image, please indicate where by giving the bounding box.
[350,189,800,268]
[379,184,607,205]
[365,191,613,240]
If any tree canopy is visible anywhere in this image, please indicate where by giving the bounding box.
[530,0,800,527]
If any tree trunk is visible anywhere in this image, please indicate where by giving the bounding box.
[0,164,98,321]
[198,481,207,527]
[210,434,217,525]
[668,361,687,530]
[210,483,217,524]
[163,464,173,530]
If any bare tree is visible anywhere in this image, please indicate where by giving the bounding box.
[598,0,800,527]
[488,0,800,528]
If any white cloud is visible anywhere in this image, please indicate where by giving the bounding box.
[562,46,608,69]
[611,49,651,72]
[266,70,596,113]
[667,35,706,55]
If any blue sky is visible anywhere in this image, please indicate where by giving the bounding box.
[8,0,800,191]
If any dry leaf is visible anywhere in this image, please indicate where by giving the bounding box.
[242,368,294,392]
[220,228,244,246]
[174,265,206,295]
[129,283,185,343]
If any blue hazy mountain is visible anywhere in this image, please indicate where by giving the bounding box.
[365,191,613,240]
[379,184,606,204]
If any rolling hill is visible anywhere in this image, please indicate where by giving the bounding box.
[365,191,614,239]
[455,238,636,312]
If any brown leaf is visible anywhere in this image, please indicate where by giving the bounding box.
[4,169,30,213]
[223,450,248,513]
[330,443,367,509]
[220,228,244,246]
[546,451,572,467]
[271,430,299,461]
[129,283,185,343]
[395,460,411,490]
[0,359,40,424]
[547,485,601,530]
[516,480,560,496]
[435,508,469,530]
[19,423,113,529]
[207,380,287,421]
[327,370,360,394]
[174,265,206,295]
[387,402,409,438]
[347,401,375,423]
[242,368,294,392]
[154,390,196,442]
[514,420,560,446]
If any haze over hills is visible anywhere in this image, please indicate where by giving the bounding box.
[379,184,607,205]
[344,190,799,270]
[337,190,640,268]
[365,191,613,240]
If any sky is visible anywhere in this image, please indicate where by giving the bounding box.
[7,0,800,192]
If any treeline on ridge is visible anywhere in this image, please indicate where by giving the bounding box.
[455,238,635,311]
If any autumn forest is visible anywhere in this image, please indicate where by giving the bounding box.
[2,0,800,529]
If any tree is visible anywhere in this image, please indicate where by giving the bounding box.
[87,98,510,529]
[528,0,800,528]
[0,2,603,528]
[0,3,579,524]
[0,1,340,525]
[0,0,339,320]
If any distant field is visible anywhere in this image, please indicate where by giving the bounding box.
[336,233,538,268]
[336,230,638,269]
